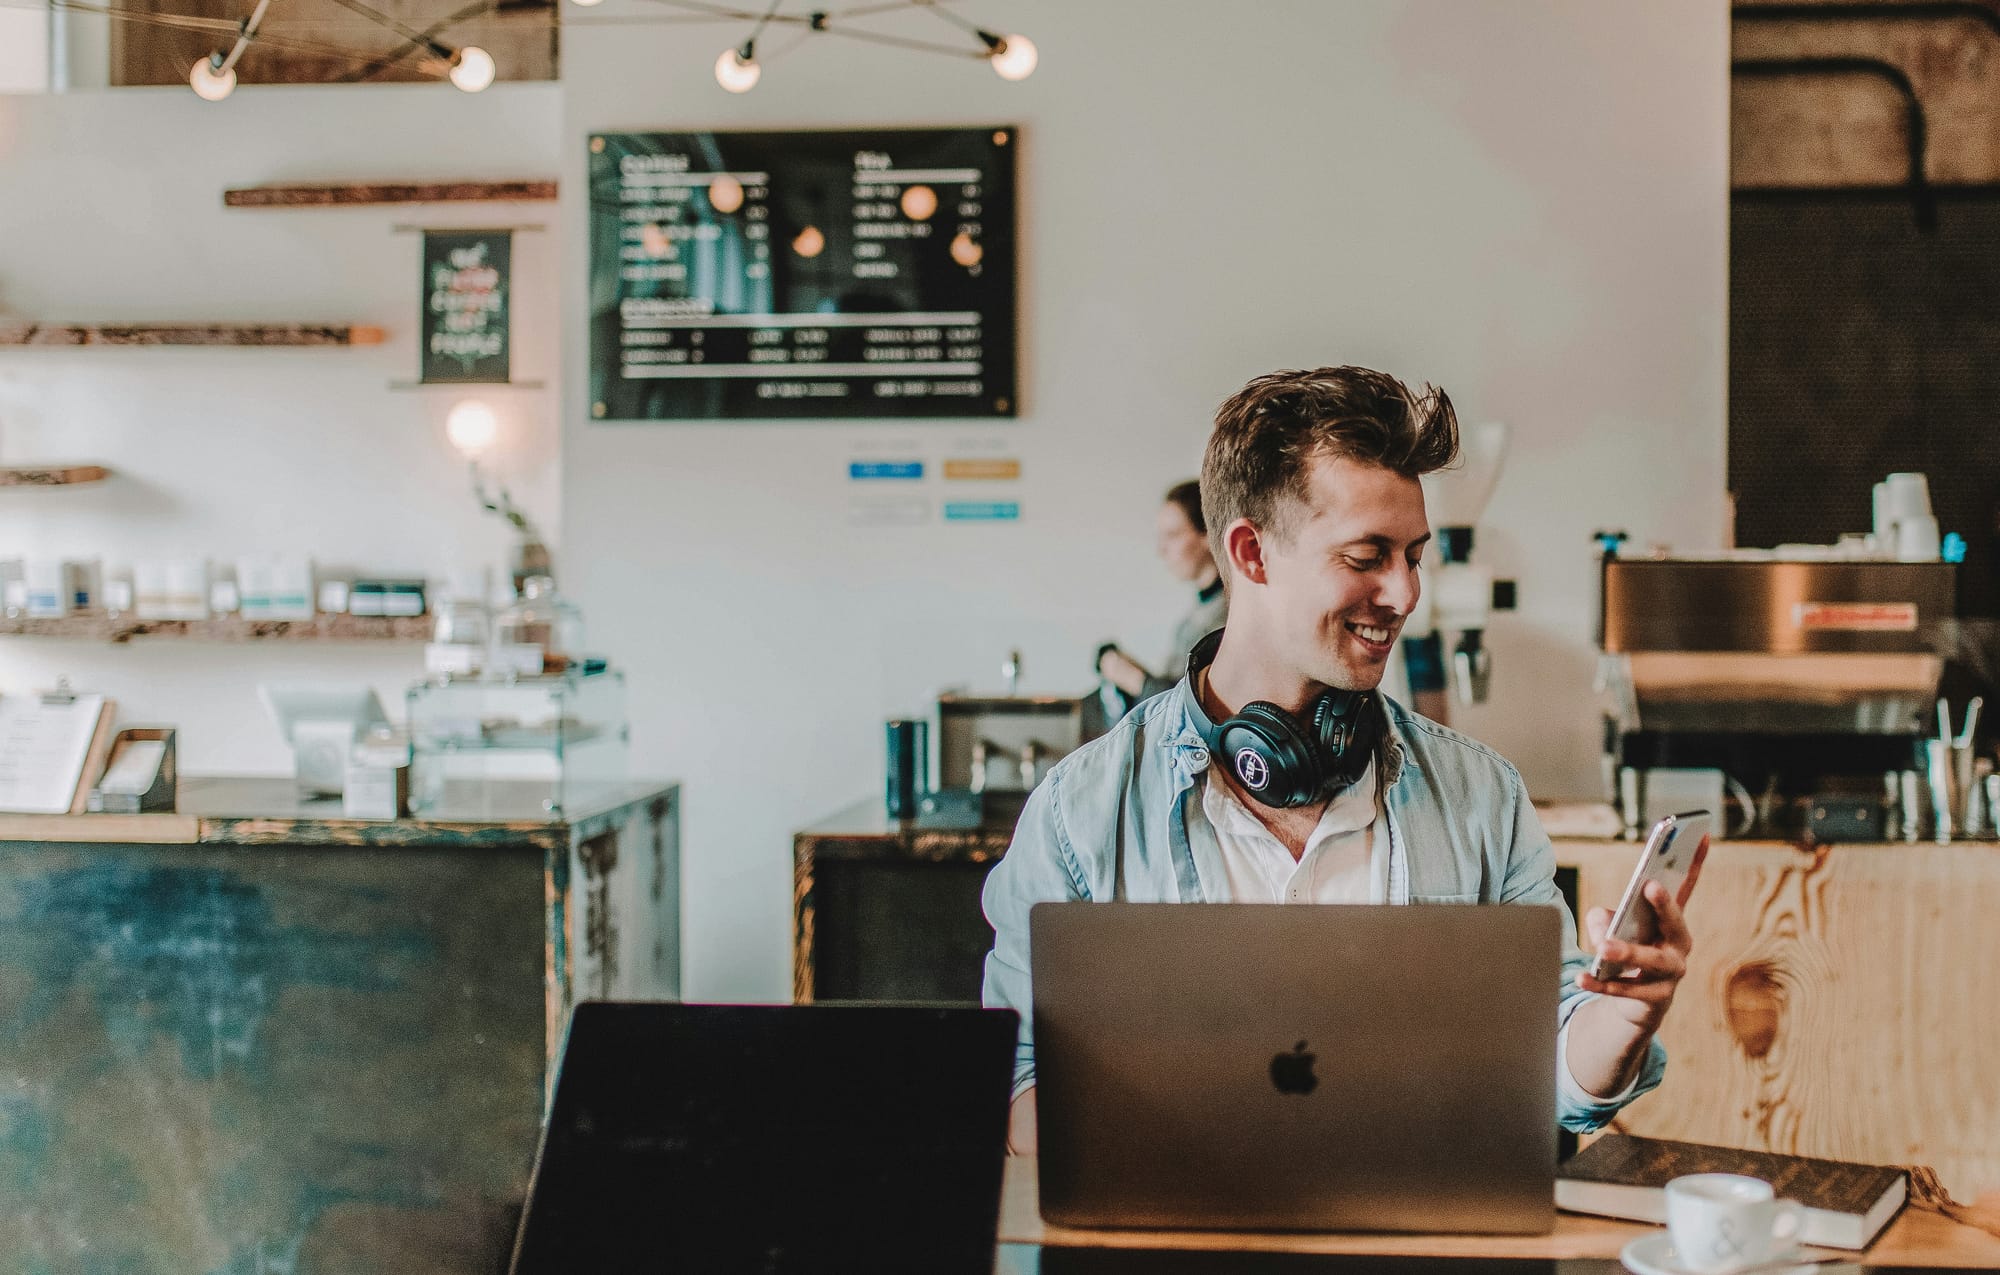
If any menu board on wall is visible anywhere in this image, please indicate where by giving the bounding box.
[587,127,1017,421]
[421,229,512,384]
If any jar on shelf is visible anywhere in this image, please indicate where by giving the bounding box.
[494,575,584,669]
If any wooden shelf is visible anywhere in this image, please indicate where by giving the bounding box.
[0,323,386,347]
[0,464,110,487]
[0,612,432,644]
[224,180,558,208]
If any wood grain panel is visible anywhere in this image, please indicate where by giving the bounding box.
[1559,839,2000,1201]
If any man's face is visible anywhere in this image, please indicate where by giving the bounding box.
[1254,455,1431,692]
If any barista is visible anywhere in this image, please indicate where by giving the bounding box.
[1097,480,1229,704]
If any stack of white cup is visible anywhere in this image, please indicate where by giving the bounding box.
[1873,472,1941,562]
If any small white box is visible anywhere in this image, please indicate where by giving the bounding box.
[425,642,482,677]
[135,560,209,621]
[22,560,70,618]
[239,556,316,620]
[490,642,546,677]
[342,758,409,819]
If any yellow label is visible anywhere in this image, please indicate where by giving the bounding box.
[943,458,1021,481]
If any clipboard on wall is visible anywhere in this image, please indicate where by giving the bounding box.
[0,686,118,815]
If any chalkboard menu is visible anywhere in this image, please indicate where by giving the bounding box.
[420,230,510,384]
[587,128,1017,421]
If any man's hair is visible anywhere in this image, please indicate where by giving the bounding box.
[1163,479,1205,536]
[1200,366,1459,563]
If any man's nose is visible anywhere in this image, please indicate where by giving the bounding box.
[1374,561,1419,616]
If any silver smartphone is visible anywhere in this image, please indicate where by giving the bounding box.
[1586,810,1711,981]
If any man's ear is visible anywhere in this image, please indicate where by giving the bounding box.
[1223,519,1268,586]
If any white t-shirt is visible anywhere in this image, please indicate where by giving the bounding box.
[1194,760,1389,904]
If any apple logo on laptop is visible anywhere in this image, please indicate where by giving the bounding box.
[1270,1041,1317,1095]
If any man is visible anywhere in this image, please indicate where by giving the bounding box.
[982,366,1694,1155]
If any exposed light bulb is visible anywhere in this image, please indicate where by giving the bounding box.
[988,33,1037,81]
[792,225,825,258]
[707,174,745,214]
[949,231,983,268]
[446,400,500,456]
[189,56,237,101]
[714,46,761,93]
[449,45,496,92]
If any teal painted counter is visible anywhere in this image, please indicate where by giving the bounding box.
[0,778,680,1274]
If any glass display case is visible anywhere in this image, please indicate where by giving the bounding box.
[405,668,627,816]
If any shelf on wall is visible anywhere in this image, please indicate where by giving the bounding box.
[0,612,432,644]
[0,324,387,347]
[223,181,558,208]
[0,464,111,487]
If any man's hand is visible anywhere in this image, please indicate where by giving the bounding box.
[1565,836,1704,1096]
[1576,835,1703,1031]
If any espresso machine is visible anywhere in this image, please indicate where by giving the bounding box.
[909,648,1097,828]
[1597,547,1955,841]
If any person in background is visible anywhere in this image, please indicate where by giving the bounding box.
[1097,480,1229,704]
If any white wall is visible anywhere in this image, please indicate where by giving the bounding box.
[0,11,47,94]
[0,85,561,770]
[560,0,1731,1000]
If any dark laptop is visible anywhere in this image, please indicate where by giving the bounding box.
[508,1001,1018,1274]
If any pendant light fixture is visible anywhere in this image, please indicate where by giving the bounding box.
[187,0,272,101]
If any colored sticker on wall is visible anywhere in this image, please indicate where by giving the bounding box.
[942,458,1021,481]
[944,501,1020,522]
[849,461,925,480]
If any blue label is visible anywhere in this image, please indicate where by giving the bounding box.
[849,461,924,481]
[944,501,1021,522]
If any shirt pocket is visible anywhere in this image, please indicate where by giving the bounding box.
[1409,891,1479,905]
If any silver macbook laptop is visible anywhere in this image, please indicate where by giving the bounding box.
[1030,902,1559,1235]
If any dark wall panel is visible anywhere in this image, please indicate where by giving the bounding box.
[1730,197,2000,615]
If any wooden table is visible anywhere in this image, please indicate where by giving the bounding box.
[998,1157,2000,1267]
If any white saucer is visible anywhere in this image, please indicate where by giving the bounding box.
[1620,1231,1817,1275]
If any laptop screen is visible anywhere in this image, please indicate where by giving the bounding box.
[509,1001,1017,1275]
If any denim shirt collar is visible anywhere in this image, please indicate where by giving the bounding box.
[1168,675,1414,790]
[1165,677,1414,905]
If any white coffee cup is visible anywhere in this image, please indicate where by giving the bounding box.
[1881,472,1933,522]
[1665,1174,1805,1274]
[1895,513,1942,563]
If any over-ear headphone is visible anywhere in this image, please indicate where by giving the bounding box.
[1183,629,1383,809]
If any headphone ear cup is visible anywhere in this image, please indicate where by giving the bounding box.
[1311,690,1378,787]
[1220,702,1325,809]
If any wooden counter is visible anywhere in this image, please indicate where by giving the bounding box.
[1556,838,2000,1204]
[793,795,1020,1003]
[787,807,2000,1206]
[998,1157,2000,1267]
[0,777,680,1274]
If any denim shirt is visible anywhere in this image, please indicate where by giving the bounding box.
[979,679,1667,1134]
